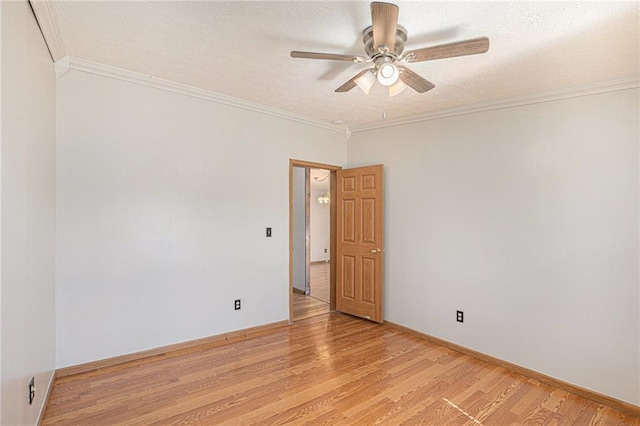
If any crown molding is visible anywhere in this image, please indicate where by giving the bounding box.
[54,56,70,79]
[55,56,637,135]
[60,57,343,133]
[349,77,640,133]
[343,127,352,141]
[29,0,66,61]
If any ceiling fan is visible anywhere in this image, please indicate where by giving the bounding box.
[290,2,489,96]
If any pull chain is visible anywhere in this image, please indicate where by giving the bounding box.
[381,84,389,120]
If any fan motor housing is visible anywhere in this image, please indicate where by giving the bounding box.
[362,25,408,57]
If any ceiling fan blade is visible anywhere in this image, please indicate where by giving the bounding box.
[398,66,435,93]
[371,2,399,52]
[403,37,490,62]
[291,51,366,62]
[335,69,373,93]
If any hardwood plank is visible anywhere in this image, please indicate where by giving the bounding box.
[292,292,330,320]
[42,313,640,425]
[309,261,329,303]
[386,320,640,418]
[293,262,331,321]
[56,320,289,378]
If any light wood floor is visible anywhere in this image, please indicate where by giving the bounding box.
[293,292,330,321]
[43,313,638,425]
[293,262,330,321]
[309,261,329,303]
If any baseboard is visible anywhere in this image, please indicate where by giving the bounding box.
[37,370,56,425]
[385,321,640,418]
[56,320,289,378]
[292,287,306,295]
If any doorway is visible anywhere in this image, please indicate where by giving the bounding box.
[308,168,331,302]
[289,160,385,324]
[289,160,340,322]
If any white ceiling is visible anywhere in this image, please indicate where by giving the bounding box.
[310,168,331,191]
[50,1,639,131]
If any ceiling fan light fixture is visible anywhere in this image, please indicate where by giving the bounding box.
[354,70,376,94]
[317,192,330,204]
[290,2,490,96]
[377,62,399,86]
[388,79,407,97]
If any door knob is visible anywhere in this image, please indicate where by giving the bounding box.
[370,248,381,253]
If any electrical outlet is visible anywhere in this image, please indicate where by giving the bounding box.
[456,311,464,323]
[28,377,35,405]
[324,248,327,253]
[266,227,272,237]
[234,299,241,310]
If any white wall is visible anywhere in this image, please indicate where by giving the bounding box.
[292,167,306,292]
[347,89,640,404]
[310,177,330,262]
[56,70,346,368]
[1,1,57,424]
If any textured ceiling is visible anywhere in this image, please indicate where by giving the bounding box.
[53,1,639,130]
[310,168,331,191]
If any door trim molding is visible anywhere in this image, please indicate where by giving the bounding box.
[304,168,311,295]
[289,159,342,323]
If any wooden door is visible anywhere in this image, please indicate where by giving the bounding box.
[336,165,384,323]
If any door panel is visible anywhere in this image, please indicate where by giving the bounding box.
[342,199,356,242]
[362,198,376,243]
[336,164,384,323]
[342,175,357,191]
[342,255,356,299]
[361,257,376,303]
